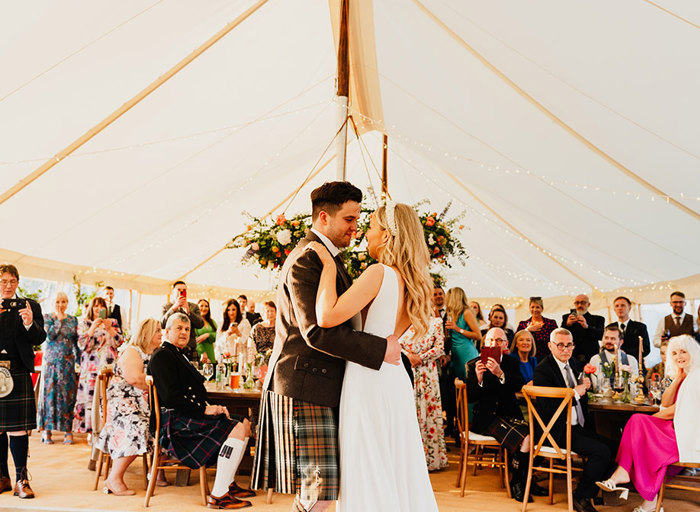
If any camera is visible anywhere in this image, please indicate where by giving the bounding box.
[1,298,25,311]
[570,308,577,316]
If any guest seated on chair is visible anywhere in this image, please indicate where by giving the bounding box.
[466,328,547,502]
[508,330,537,384]
[533,328,612,512]
[587,324,638,390]
[95,318,165,496]
[596,335,700,512]
[149,313,254,509]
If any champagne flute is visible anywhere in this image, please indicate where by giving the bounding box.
[202,363,214,382]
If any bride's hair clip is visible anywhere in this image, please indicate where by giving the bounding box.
[385,201,398,237]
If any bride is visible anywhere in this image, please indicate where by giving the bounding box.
[308,202,439,511]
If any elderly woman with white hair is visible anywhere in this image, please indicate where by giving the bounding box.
[38,291,79,445]
[597,335,700,512]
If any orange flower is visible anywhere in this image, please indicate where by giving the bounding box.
[276,214,286,226]
[425,216,435,227]
[291,220,300,227]
[284,248,291,255]
[433,247,440,254]
[246,225,253,231]
[271,245,279,253]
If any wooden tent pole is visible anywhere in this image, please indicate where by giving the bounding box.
[335,0,350,180]
[381,133,388,200]
[0,0,269,206]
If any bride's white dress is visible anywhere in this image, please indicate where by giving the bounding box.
[337,264,439,511]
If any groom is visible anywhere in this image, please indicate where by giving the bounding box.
[252,181,401,512]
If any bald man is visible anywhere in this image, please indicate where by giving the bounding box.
[562,294,605,363]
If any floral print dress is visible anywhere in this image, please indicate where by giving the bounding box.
[400,317,449,471]
[38,314,79,432]
[73,318,123,433]
[95,346,152,458]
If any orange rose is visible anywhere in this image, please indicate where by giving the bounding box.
[276,214,286,226]
[425,216,435,227]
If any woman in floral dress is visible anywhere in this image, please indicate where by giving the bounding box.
[73,296,123,433]
[95,318,163,495]
[400,315,449,471]
[38,292,79,444]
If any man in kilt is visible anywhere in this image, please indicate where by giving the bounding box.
[465,327,548,503]
[149,313,253,509]
[251,182,402,512]
[0,264,45,499]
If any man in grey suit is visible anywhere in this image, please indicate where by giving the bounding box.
[252,182,401,512]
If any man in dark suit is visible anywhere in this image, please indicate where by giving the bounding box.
[103,285,124,331]
[611,296,650,360]
[533,327,611,512]
[161,281,204,361]
[562,294,605,364]
[0,264,46,499]
[251,182,401,512]
[434,285,458,442]
[237,295,261,326]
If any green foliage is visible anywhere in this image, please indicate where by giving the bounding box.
[72,275,104,317]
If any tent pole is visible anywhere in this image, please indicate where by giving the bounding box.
[335,0,350,181]
[381,133,388,201]
[0,0,269,207]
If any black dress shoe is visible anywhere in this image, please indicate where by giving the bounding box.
[510,481,533,503]
[573,496,597,512]
[530,481,549,496]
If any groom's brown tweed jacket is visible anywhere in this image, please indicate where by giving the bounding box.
[262,232,386,408]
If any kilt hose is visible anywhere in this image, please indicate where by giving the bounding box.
[252,390,339,502]
[0,368,36,431]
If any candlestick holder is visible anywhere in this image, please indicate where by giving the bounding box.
[633,375,647,404]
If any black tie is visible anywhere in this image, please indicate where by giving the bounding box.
[564,363,585,427]
[619,323,625,339]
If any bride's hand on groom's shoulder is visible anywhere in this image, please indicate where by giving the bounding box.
[306,241,334,265]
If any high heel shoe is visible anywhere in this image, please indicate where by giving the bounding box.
[63,433,73,445]
[41,432,53,444]
[595,479,629,500]
[103,481,136,496]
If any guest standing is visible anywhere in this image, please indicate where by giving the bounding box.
[103,286,124,332]
[470,301,488,330]
[160,281,204,360]
[194,299,217,365]
[516,297,557,359]
[215,299,251,363]
[74,297,123,433]
[561,294,605,364]
[400,316,448,471]
[480,304,515,348]
[95,318,163,496]
[508,330,537,384]
[597,335,700,512]
[0,264,45,499]
[248,301,276,354]
[38,292,79,445]
[445,287,481,382]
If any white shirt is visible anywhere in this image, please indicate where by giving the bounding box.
[553,357,581,426]
[653,313,695,348]
[310,228,340,257]
[588,349,639,389]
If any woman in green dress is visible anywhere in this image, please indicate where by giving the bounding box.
[445,287,481,382]
[194,299,217,364]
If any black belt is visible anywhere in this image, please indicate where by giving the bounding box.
[0,358,24,371]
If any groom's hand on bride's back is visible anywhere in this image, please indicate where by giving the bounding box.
[384,334,401,365]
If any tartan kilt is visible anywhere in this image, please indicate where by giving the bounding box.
[0,368,36,431]
[159,409,239,469]
[252,390,339,502]
[484,416,529,453]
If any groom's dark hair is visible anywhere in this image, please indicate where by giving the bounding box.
[311,181,362,221]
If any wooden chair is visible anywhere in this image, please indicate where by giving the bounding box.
[454,379,510,498]
[93,366,150,491]
[521,385,583,512]
[655,462,700,512]
[144,376,209,507]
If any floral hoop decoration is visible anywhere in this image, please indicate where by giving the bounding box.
[230,200,467,278]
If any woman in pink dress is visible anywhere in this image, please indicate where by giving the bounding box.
[596,335,700,512]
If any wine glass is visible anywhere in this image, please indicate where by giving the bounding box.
[202,363,214,382]
[650,382,662,405]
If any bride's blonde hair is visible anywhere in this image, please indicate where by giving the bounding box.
[374,203,433,340]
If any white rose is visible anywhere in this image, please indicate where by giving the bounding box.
[276,229,292,246]
[428,234,435,244]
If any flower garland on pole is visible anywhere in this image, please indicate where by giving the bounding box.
[229,201,467,282]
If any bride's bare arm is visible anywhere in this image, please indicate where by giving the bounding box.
[307,242,383,328]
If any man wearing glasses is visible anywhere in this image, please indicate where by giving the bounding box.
[533,328,612,512]
[562,294,605,364]
[653,291,695,348]
[0,264,46,499]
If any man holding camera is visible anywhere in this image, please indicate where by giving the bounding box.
[161,281,204,361]
[0,264,46,499]
[562,294,605,364]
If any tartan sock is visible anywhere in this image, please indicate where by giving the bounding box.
[211,438,245,498]
[0,433,8,478]
[9,434,29,481]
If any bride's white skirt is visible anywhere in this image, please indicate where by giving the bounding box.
[337,361,439,511]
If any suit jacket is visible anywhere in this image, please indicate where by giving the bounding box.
[0,297,45,372]
[466,354,524,434]
[263,232,387,408]
[611,320,650,359]
[109,303,123,330]
[244,311,262,327]
[161,301,204,358]
[148,342,207,418]
[532,354,590,445]
[562,312,605,361]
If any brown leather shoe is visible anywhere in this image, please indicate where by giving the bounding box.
[228,481,256,498]
[13,479,35,499]
[0,476,11,493]
[207,492,252,509]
